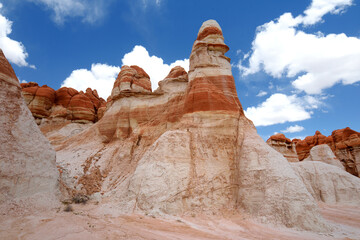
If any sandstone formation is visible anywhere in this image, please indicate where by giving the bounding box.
[303,144,345,170]
[266,133,298,162]
[292,161,360,205]
[21,83,106,124]
[52,20,333,231]
[111,65,152,99]
[0,49,58,210]
[296,131,331,161]
[296,128,360,177]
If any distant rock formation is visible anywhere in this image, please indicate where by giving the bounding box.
[21,83,106,124]
[296,128,360,177]
[52,20,334,231]
[0,49,58,211]
[303,144,345,170]
[266,133,298,162]
[296,131,331,161]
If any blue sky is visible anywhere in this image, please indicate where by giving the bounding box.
[1,0,359,140]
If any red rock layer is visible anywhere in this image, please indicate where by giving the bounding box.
[111,65,151,99]
[295,128,360,176]
[165,66,188,79]
[185,20,243,114]
[21,83,56,118]
[184,75,241,113]
[266,133,298,162]
[21,83,106,123]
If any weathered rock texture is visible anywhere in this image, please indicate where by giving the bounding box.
[292,161,360,205]
[0,49,58,210]
[296,128,360,177]
[303,144,345,170]
[21,83,106,124]
[53,20,331,231]
[266,133,298,162]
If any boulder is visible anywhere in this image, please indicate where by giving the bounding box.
[303,144,345,170]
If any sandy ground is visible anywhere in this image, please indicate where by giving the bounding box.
[1,203,360,240]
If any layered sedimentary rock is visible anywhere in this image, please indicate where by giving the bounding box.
[21,82,56,120]
[296,128,360,177]
[53,20,331,231]
[111,65,152,99]
[266,133,298,162]
[303,144,345,170]
[21,84,106,124]
[0,50,58,210]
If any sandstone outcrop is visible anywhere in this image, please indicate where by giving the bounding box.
[303,144,345,170]
[292,161,360,205]
[296,128,360,177]
[0,49,58,211]
[21,84,106,124]
[53,20,331,231]
[111,65,152,99]
[266,133,298,162]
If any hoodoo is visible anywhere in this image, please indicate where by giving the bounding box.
[51,20,339,231]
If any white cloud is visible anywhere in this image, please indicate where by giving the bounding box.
[244,93,319,126]
[122,45,189,90]
[0,5,33,67]
[281,125,305,133]
[256,90,267,97]
[28,0,110,24]
[302,0,352,25]
[61,63,120,99]
[239,0,360,94]
[61,45,188,99]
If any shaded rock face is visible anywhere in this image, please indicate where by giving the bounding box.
[292,161,360,205]
[21,84,106,124]
[296,128,360,177]
[303,144,345,170]
[266,133,298,162]
[54,20,330,231]
[0,49,58,210]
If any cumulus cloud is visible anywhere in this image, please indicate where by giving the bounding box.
[239,0,360,94]
[256,90,267,97]
[281,125,305,133]
[122,45,189,90]
[61,45,188,99]
[28,0,111,24]
[244,93,320,126]
[61,63,120,99]
[0,5,33,67]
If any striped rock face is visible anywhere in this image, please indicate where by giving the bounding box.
[54,20,333,231]
[185,20,242,114]
[111,65,152,99]
[21,83,56,118]
[21,84,106,124]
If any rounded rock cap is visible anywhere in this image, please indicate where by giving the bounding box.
[197,19,223,40]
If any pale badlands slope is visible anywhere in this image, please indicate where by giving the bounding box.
[1,20,360,240]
